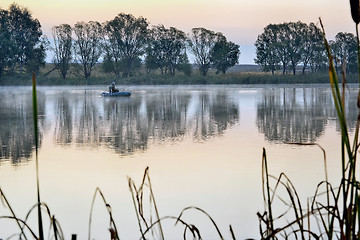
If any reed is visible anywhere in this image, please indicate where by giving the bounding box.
[4,5,360,240]
[2,72,229,240]
[257,11,360,239]
[32,72,45,240]
[127,166,228,239]
[88,187,120,240]
[0,74,64,240]
[319,16,360,239]
[0,187,64,239]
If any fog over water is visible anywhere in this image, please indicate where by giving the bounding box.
[0,84,357,239]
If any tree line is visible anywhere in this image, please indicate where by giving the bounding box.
[255,21,358,75]
[0,3,357,81]
[52,13,241,79]
[0,3,240,80]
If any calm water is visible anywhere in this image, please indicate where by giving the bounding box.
[0,84,358,239]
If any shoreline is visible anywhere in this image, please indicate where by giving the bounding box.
[0,72,357,86]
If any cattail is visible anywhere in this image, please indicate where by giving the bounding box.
[350,0,360,24]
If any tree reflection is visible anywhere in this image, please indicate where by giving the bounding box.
[2,86,359,164]
[337,88,359,132]
[0,90,45,164]
[256,87,358,143]
[51,89,239,157]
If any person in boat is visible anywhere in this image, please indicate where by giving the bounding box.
[109,81,119,93]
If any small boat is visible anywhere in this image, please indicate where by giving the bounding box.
[101,91,131,97]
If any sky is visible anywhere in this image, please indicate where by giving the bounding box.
[0,0,356,64]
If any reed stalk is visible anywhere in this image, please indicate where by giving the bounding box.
[261,148,274,239]
[128,167,164,240]
[32,72,44,240]
[88,187,120,240]
[320,16,360,239]
[0,188,29,239]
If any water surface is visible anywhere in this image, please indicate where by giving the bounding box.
[0,84,357,239]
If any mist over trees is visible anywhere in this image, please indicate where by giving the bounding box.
[0,3,358,82]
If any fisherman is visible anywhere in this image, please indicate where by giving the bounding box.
[109,81,119,93]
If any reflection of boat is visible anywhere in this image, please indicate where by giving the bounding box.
[101,91,131,97]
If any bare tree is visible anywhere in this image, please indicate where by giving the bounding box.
[73,21,103,79]
[187,27,223,76]
[52,24,72,79]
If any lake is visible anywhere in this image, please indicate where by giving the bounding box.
[0,84,358,239]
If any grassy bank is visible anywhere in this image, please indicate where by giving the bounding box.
[0,71,358,86]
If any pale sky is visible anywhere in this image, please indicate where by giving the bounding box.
[1,0,356,64]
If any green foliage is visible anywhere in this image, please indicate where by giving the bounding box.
[254,24,281,75]
[177,61,193,76]
[103,13,149,77]
[146,25,189,75]
[330,32,358,74]
[0,3,45,79]
[255,22,325,75]
[301,23,326,73]
[0,9,15,78]
[188,27,224,76]
[210,39,240,74]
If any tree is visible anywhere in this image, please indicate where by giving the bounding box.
[274,23,292,74]
[210,38,240,74]
[300,22,324,73]
[145,25,168,74]
[73,21,103,79]
[52,24,72,79]
[308,40,327,73]
[255,21,325,75]
[26,35,48,74]
[254,24,281,75]
[104,13,149,77]
[146,25,188,75]
[188,27,223,76]
[284,22,306,75]
[0,9,14,77]
[0,3,45,76]
[332,32,357,74]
